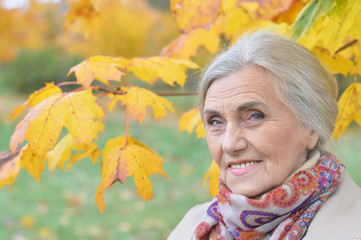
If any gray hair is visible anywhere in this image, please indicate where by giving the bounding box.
[198,31,338,153]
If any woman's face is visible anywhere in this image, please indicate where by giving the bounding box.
[203,65,318,197]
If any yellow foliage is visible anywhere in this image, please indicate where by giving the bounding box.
[179,107,205,138]
[126,57,199,87]
[0,2,51,63]
[68,56,125,87]
[333,83,361,141]
[11,82,62,120]
[47,134,100,172]
[96,136,168,213]
[160,28,220,60]
[10,91,104,158]
[110,87,175,124]
[0,150,21,187]
[170,0,221,33]
[311,47,354,76]
[64,0,177,58]
[202,160,220,197]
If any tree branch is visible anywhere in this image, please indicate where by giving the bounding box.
[96,87,197,96]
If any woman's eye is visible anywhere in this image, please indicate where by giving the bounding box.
[210,119,222,125]
[251,113,264,120]
[207,117,223,127]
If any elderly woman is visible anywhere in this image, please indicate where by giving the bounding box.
[168,31,361,239]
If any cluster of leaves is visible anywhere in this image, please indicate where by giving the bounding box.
[1,0,361,212]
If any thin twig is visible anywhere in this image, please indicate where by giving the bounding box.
[57,81,81,87]
[335,39,358,54]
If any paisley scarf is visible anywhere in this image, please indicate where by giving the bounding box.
[192,153,344,240]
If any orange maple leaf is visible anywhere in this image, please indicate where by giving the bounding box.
[95,136,168,213]
[11,82,62,120]
[126,56,199,87]
[170,0,221,33]
[202,160,220,197]
[179,106,205,138]
[68,56,126,88]
[109,86,175,124]
[10,90,104,156]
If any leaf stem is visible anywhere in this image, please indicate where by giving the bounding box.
[124,108,130,149]
[57,81,81,87]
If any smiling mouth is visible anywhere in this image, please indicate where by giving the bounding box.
[230,161,261,169]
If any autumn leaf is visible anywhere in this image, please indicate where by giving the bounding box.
[68,56,126,87]
[10,91,104,156]
[95,136,168,213]
[47,134,100,172]
[19,144,47,183]
[11,82,62,120]
[0,148,22,187]
[202,160,219,197]
[274,0,308,24]
[315,0,360,54]
[126,56,199,87]
[64,0,103,37]
[160,28,220,60]
[333,83,361,141]
[311,47,354,75]
[291,0,336,40]
[170,0,221,33]
[179,107,205,138]
[110,86,175,124]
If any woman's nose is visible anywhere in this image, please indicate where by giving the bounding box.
[222,123,247,155]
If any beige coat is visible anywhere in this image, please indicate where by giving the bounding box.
[168,174,361,240]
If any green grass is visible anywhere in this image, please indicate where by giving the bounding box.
[0,95,361,240]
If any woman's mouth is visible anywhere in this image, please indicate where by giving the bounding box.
[229,161,261,175]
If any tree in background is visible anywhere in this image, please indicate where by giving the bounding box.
[1,0,361,212]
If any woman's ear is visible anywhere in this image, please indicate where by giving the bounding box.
[307,130,319,150]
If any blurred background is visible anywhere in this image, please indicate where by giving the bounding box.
[0,0,360,239]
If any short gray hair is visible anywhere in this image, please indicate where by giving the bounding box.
[199,30,338,153]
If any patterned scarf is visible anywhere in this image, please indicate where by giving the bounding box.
[192,153,344,240]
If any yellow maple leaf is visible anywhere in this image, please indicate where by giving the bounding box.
[318,0,361,54]
[95,136,168,213]
[47,134,100,172]
[179,107,205,138]
[160,28,220,60]
[64,0,103,38]
[333,83,361,141]
[170,0,221,33]
[68,56,126,87]
[10,91,104,155]
[311,47,354,76]
[111,86,175,124]
[202,160,220,197]
[19,144,47,183]
[127,56,199,87]
[11,82,62,120]
[0,149,21,187]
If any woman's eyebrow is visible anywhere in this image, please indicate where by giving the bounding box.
[203,109,221,116]
[236,101,266,112]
